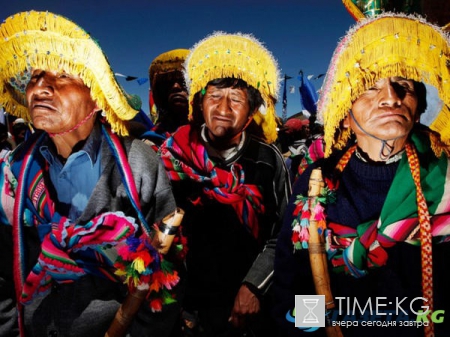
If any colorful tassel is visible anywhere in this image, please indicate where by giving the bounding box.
[291,182,336,251]
[114,236,180,312]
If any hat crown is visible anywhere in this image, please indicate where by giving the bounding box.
[149,49,189,85]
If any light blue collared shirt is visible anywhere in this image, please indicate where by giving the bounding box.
[40,125,102,220]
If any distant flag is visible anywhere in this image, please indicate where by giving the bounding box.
[115,73,148,86]
[307,74,325,81]
[137,78,149,85]
[298,70,318,115]
[289,85,296,94]
[115,73,128,78]
[282,74,293,121]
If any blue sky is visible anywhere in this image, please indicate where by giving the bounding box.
[3,0,355,119]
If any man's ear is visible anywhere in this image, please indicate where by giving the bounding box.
[91,101,99,110]
[415,112,421,123]
[93,104,103,116]
[343,113,351,128]
[249,108,258,119]
[243,109,257,130]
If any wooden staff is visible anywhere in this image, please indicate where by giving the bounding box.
[105,208,184,337]
[105,285,149,337]
[308,168,343,337]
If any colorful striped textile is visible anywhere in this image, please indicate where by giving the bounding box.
[297,137,325,176]
[159,124,265,238]
[21,212,138,303]
[291,133,450,276]
[326,140,450,277]
[0,124,179,336]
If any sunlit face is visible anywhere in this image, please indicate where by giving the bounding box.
[26,69,97,134]
[345,77,420,143]
[202,85,254,146]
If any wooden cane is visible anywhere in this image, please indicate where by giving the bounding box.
[105,285,149,337]
[308,168,343,337]
[105,208,184,337]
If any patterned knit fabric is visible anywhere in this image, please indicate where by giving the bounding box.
[21,212,138,304]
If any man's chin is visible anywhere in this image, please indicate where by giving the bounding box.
[169,100,188,108]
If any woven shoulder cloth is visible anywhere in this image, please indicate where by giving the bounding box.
[159,124,265,238]
[291,133,450,269]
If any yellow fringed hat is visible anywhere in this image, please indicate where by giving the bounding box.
[318,13,450,157]
[149,49,189,88]
[0,11,141,136]
[184,32,281,144]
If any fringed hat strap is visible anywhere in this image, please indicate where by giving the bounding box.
[405,142,434,337]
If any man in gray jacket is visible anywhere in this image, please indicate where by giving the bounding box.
[0,11,180,337]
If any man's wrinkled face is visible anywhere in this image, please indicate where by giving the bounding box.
[202,84,253,144]
[346,77,420,142]
[26,69,97,134]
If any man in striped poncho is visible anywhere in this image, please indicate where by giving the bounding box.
[273,13,450,337]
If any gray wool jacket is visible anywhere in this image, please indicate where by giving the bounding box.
[0,127,177,337]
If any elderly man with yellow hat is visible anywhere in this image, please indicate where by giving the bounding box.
[0,11,181,337]
[159,32,291,336]
[273,9,450,337]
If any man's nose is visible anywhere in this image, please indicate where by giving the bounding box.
[379,81,402,107]
[170,81,186,92]
[217,96,232,114]
[33,72,55,94]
